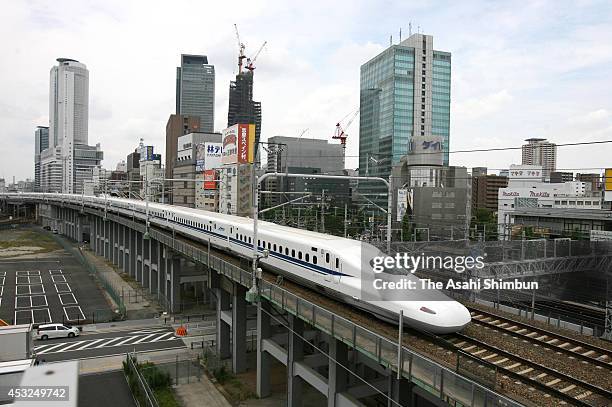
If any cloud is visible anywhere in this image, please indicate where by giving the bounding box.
[453,89,512,120]
[0,0,611,182]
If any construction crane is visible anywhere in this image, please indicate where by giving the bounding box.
[234,23,246,73]
[333,108,359,161]
[246,41,267,72]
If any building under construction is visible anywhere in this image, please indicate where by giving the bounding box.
[227,70,261,158]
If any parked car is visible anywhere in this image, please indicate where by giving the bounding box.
[52,228,58,234]
[36,323,80,340]
[42,225,51,231]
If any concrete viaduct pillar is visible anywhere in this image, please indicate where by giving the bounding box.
[162,247,180,313]
[287,315,304,406]
[257,301,272,398]
[150,239,159,294]
[232,283,247,373]
[142,236,150,289]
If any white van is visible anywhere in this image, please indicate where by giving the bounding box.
[36,324,80,340]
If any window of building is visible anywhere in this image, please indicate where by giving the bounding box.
[422,63,426,68]
[421,125,425,130]
[422,91,425,96]
[421,104,425,110]
[421,83,425,89]
[422,70,426,76]
[577,201,583,205]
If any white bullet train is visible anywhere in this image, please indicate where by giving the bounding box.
[1,193,471,333]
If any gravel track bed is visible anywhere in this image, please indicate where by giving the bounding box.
[465,301,612,351]
[462,324,612,392]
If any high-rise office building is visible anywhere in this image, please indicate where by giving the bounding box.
[521,138,556,180]
[47,58,102,194]
[359,33,451,203]
[227,70,261,158]
[176,54,215,133]
[34,126,49,191]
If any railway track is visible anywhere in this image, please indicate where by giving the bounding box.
[467,307,612,371]
[446,333,612,406]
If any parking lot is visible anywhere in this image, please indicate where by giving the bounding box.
[0,256,111,325]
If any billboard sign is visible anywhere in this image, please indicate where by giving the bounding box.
[196,142,223,172]
[605,168,612,191]
[203,169,217,190]
[222,124,255,165]
[396,188,413,221]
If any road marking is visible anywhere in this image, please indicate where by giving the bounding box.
[58,340,88,352]
[130,333,158,344]
[150,332,174,342]
[130,329,169,335]
[113,336,140,347]
[36,343,69,355]
[74,338,107,350]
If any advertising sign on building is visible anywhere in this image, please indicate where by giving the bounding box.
[605,169,612,191]
[221,124,255,165]
[397,188,413,221]
[196,142,223,172]
[203,169,217,190]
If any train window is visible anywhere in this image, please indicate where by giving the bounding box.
[258,240,261,247]
[248,237,251,244]
[311,247,317,252]
[336,258,339,268]
[298,251,302,260]
[279,246,283,253]
[313,256,317,265]
[285,248,288,255]
[305,253,309,262]
[273,244,277,252]
[267,242,271,250]
[326,253,330,263]
[291,249,295,257]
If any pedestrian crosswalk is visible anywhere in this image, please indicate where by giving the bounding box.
[34,330,179,355]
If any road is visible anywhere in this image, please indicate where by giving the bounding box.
[33,325,185,362]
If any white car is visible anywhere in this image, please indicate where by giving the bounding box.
[36,323,80,340]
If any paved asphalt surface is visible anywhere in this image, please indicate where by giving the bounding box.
[34,326,185,362]
[78,371,136,407]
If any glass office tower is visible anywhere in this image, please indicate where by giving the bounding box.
[359,34,451,202]
[176,54,215,133]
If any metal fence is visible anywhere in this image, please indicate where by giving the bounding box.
[144,353,203,386]
[124,352,160,407]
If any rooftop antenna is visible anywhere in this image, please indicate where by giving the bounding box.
[409,22,412,36]
[417,25,421,34]
[389,35,392,46]
[399,28,402,42]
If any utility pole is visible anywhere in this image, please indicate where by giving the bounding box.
[344,203,347,238]
[321,189,325,233]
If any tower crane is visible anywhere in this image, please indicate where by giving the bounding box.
[333,108,359,162]
[234,23,246,73]
[246,41,267,72]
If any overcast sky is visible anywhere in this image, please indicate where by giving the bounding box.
[1,0,611,181]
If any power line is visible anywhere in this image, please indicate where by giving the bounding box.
[274,139,612,159]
